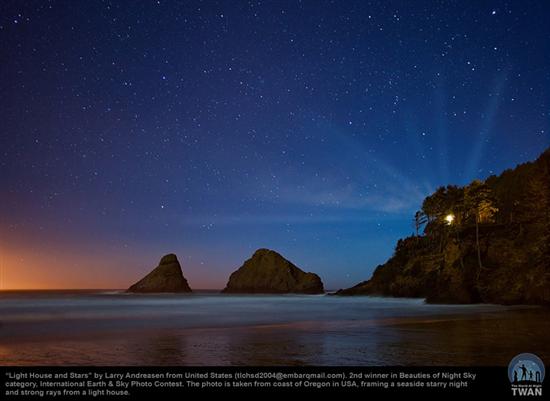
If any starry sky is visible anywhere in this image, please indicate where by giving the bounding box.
[1,0,549,290]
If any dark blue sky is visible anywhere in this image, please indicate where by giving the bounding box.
[1,0,549,289]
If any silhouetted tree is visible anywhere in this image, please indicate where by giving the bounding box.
[422,186,448,222]
[518,171,550,268]
[465,180,498,272]
[414,211,428,236]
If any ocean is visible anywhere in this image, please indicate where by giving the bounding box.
[0,291,548,366]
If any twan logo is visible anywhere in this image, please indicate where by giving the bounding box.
[508,353,545,397]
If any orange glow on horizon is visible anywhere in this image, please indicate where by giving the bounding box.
[0,244,224,290]
[0,249,126,290]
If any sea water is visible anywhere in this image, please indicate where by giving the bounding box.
[0,291,548,365]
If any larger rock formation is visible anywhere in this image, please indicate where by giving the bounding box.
[222,249,324,294]
[127,253,192,293]
[336,147,550,305]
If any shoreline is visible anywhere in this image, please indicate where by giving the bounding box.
[1,306,548,366]
[2,289,547,308]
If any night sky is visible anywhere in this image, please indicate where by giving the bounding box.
[1,1,549,290]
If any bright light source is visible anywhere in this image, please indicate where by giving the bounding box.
[445,214,455,225]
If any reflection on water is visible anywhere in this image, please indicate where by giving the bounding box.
[0,291,549,365]
[223,325,327,366]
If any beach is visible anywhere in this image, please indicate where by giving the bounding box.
[0,291,548,366]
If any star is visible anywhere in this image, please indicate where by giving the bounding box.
[0,0,547,291]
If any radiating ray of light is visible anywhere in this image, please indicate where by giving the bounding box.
[316,119,430,195]
[465,71,508,181]
[434,79,451,185]
[401,107,432,181]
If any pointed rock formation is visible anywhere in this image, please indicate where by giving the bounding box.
[127,253,192,293]
[222,248,324,294]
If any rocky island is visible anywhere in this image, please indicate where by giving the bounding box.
[127,253,192,293]
[336,148,550,305]
[222,248,324,294]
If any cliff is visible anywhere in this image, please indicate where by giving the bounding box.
[127,253,192,293]
[222,248,324,294]
[336,148,550,304]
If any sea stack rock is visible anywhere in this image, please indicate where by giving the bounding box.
[222,249,324,294]
[127,253,192,293]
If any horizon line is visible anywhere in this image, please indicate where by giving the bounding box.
[0,288,340,292]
